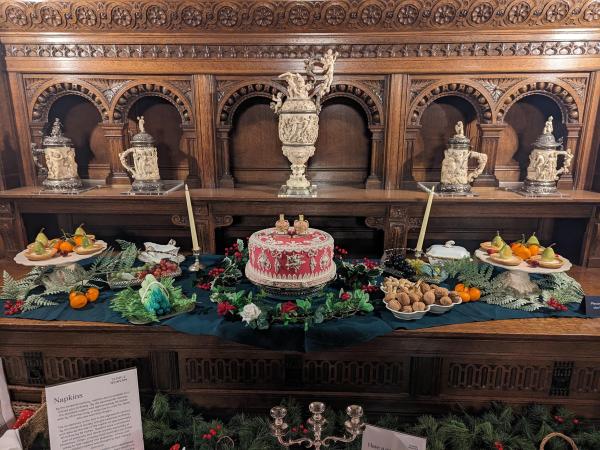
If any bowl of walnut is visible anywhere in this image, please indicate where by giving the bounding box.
[381,276,461,320]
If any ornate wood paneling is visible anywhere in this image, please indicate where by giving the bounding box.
[1,1,599,33]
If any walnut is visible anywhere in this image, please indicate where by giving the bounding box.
[434,287,449,299]
[412,301,426,311]
[384,293,396,303]
[422,291,436,305]
[420,282,431,294]
[408,292,421,304]
[398,292,411,306]
[438,296,453,306]
[448,291,461,302]
[401,305,413,313]
[388,299,401,311]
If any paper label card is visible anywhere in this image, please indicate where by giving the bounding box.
[583,296,600,317]
[46,368,144,450]
[362,424,427,450]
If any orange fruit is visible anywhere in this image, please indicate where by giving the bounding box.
[468,287,481,301]
[73,235,84,246]
[85,287,100,302]
[455,283,466,292]
[528,244,540,256]
[69,291,82,302]
[59,241,74,253]
[53,239,63,250]
[69,294,88,309]
[458,291,471,302]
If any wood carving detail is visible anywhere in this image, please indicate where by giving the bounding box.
[7,41,600,60]
[323,82,384,125]
[447,362,550,392]
[218,81,286,126]
[409,82,493,125]
[495,79,582,123]
[30,80,110,123]
[111,81,193,124]
[1,1,599,32]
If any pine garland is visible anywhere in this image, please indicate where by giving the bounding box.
[141,394,600,450]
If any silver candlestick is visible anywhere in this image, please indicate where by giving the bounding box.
[270,402,364,450]
[188,248,204,272]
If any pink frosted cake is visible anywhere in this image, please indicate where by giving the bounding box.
[245,227,336,292]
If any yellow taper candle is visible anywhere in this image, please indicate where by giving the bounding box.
[415,185,434,253]
[184,184,200,251]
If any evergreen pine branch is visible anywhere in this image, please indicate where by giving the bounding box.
[21,294,59,311]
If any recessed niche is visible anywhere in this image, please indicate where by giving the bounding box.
[127,96,185,180]
[312,97,370,186]
[230,95,371,187]
[497,95,566,182]
[230,97,287,185]
[47,95,107,180]
[413,96,478,181]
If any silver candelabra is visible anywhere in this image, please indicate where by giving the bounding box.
[270,402,364,449]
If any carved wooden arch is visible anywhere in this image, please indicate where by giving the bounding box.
[495,79,582,124]
[322,82,383,126]
[110,81,193,124]
[409,81,493,125]
[218,81,286,127]
[30,79,110,123]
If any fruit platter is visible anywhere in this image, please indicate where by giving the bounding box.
[107,258,182,289]
[14,224,107,267]
[381,276,462,320]
[476,231,571,274]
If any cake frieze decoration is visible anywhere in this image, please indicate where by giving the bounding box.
[320,252,331,271]
[286,253,304,273]
[258,249,271,271]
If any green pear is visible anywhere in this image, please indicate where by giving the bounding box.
[82,235,92,248]
[526,232,540,246]
[33,241,46,255]
[498,244,513,259]
[35,228,48,246]
[491,231,505,248]
[541,246,556,262]
[74,223,86,236]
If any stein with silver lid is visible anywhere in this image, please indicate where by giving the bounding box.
[31,118,83,191]
[119,116,162,193]
[522,116,573,195]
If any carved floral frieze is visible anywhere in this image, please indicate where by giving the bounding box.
[6,41,600,61]
[1,1,599,32]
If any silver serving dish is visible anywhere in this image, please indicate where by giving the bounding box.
[426,240,470,265]
[107,266,182,290]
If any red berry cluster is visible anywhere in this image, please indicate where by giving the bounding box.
[361,257,378,270]
[10,409,35,429]
[340,292,352,301]
[224,242,243,260]
[201,424,222,440]
[136,259,179,279]
[334,246,349,259]
[291,423,310,434]
[3,300,24,316]
[547,298,568,312]
[526,259,540,267]
[554,415,565,424]
[493,441,504,450]
[197,267,226,290]
[362,284,378,293]
[209,267,225,278]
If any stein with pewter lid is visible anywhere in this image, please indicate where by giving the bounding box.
[31,118,83,191]
[119,116,163,193]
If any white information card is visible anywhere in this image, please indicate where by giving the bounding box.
[45,368,144,450]
[362,424,427,450]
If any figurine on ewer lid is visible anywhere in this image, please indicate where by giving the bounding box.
[522,116,573,195]
[440,121,487,194]
[275,214,290,234]
[31,118,83,191]
[119,116,163,193]
[271,49,339,198]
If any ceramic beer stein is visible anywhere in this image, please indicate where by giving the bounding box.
[440,121,487,194]
[31,118,83,191]
[522,116,573,195]
[119,116,162,193]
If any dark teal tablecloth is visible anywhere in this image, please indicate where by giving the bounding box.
[16,256,587,352]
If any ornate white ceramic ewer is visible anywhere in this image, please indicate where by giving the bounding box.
[440,121,487,193]
[522,116,573,195]
[31,118,83,191]
[119,116,162,192]
[271,49,338,197]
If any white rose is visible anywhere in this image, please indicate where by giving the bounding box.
[240,303,261,323]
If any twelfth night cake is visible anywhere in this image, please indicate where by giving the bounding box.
[245,225,336,293]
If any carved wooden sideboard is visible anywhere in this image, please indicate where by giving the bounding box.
[2,317,600,418]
